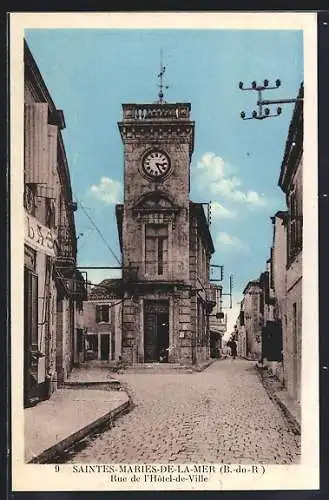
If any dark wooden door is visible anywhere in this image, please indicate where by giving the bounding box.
[100,334,110,361]
[24,267,39,406]
[144,300,169,362]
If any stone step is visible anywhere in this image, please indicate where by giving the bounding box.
[123,363,194,374]
[64,379,121,389]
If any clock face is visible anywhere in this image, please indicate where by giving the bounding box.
[142,150,171,179]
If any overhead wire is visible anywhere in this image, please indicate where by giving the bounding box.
[77,227,95,252]
[73,193,121,266]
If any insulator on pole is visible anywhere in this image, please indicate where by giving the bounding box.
[238,77,301,121]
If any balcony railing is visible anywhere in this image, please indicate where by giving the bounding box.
[122,103,191,122]
[122,265,139,283]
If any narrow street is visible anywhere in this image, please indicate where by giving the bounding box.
[67,360,301,464]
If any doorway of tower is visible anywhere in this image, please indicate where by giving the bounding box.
[144,300,169,362]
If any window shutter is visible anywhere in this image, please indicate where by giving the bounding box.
[103,305,109,323]
[145,224,168,276]
[24,103,49,184]
[145,231,156,275]
[162,236,168,275]
[288,191,296,258]
[47,124,58,220]
[48,124,57,187]
[31,272,38,349]
[96,305,100,323]
[296,185,303,248]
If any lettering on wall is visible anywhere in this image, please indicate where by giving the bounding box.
[25,212,55,257]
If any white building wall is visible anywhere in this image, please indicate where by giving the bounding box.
[82,299,122,362]
[272,216,287,318]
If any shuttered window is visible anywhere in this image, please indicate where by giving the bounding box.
[24,267,39,350]
[145,224,168,276]
[24,103,49,185]
[96,304,110,323]
[24,266,39,404]
[252,295,258,312]
[288,188,302,261]
[197,299,207,346]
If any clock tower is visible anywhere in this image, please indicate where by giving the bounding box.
[116,99,214,365]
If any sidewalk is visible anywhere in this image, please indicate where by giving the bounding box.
[122,359,215,374]
[65,364,121,388]
[274,388,301,433]
[25,365,130,464]
[256,365,301,435]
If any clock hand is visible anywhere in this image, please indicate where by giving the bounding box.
[155,162,166,170]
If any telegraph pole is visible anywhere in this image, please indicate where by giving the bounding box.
[220,273,234,309]
[239,79,303,120]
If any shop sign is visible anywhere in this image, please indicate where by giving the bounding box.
[25,212,55,257]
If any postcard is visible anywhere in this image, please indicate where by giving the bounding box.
[10,11,318,491]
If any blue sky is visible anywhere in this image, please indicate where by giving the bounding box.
[25,28,303,332]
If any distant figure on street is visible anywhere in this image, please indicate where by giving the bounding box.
[230,339,237,360]
[221,341,232,359]
[220,345,229,359]
[159,348,167,363]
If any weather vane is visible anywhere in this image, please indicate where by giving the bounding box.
[157,49,169,103]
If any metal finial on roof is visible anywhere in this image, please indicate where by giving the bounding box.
[157,49,169,103]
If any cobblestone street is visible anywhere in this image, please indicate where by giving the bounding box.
[68,359,301,464]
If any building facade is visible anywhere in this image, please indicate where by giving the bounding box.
[259,262,283,375]
[261,210,288,382]
[209,286,227,358]
[115,102,215,365]
[82,280,122,362]
[24,42,85,407]
[242,280,263,360]
[240,262,283,368]
[270,211,288,322]
[235,309,247,358]
[237,84,303,404]
[278,84,303,403]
